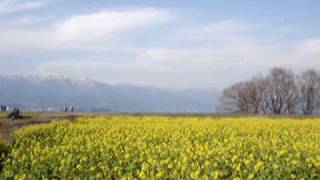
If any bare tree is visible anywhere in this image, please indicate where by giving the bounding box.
[221,80,262,114]
[285,74,299,115]
[221,82,246,114]
[252,76,268,114]
[242,81,261,114]
[220,67,320,115]
[298,69,320,115]
[263,68,298,114]
[221,82,254,114]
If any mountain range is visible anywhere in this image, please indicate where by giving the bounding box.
[0,75,220,113]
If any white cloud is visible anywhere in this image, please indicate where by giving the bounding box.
[53,8,172,45]
[135,21,295,68]
[0,7,172,51]
[0,0,47,14]
[297,38,320,55]
[290,38,320,68]
[0,30,54,51]
[1,6,320,89]
[34,20,320,88]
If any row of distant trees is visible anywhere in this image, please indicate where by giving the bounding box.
[220,68,320,115]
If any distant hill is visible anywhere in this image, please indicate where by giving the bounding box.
[0,75,220,112]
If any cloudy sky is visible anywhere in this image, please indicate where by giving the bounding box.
[1,0,320,89]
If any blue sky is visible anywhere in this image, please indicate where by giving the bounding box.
[0,0,320,89]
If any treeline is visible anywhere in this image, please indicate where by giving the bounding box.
[220,68,320,115]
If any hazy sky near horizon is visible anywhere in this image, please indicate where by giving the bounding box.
[0,0,320,89]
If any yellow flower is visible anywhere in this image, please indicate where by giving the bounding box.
[248,174,254,179]
[156,171,164,178]
[139,171,146,178]
[254,161,264,171]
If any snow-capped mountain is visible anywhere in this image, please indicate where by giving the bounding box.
[0,75,219,112]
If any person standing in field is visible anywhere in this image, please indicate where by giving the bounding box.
[64,106,68,113]
[0,105,5,112]
[10,108,20,124]
[70,106,74,112]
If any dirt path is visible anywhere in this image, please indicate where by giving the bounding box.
[0,119,54,141]
[0,113,83,142]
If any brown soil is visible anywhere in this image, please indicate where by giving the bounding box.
[0,113,84,142]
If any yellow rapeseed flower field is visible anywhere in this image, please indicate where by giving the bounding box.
[1,116,320,179]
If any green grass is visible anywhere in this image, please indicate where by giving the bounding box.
[0,113,6,119]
